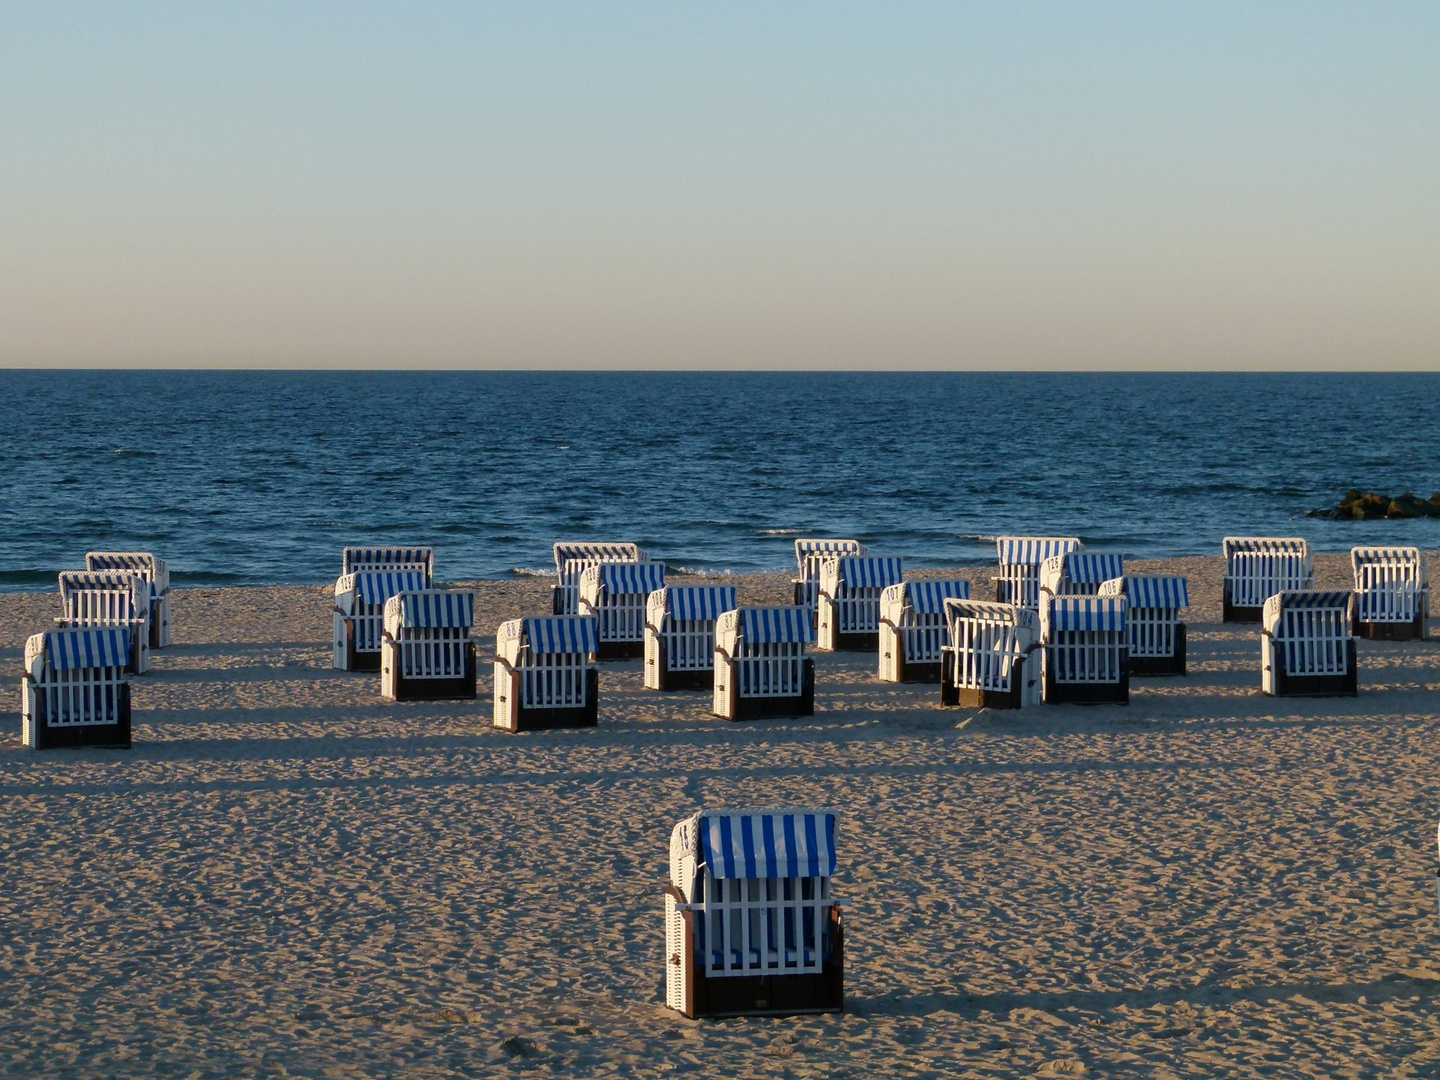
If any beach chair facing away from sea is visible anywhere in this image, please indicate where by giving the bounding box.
[815,556,903,652]
[342,545,435,579]
[939,599,1041,708]
[551,542,647,615]
[1261,590,1357,697]
[792,539,867,623]
[379,590,476,701]
[493,616,599,731]
[1098,575,1191,676]
[1351,546,1428,640]
[1039,552,1125,601]
[644,585,737,691]
[665,808,843,1018]
[334,570,430,671]
[994,536,1083,610]
[1040,594,1129,705]
[22,628,132,749]
[578,560,668,659]
[1222,537,1313,623]
[56,571,150,675]
[878,579,971,683]
[85,552,171,648]
[713,607,815,721]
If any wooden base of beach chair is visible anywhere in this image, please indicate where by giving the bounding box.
[816,631,879,653]
[497,669,600,732]
[652,665,713,691]
[339,623,382,671]
[595,640,644,661]
[1355,617,1426,641]
[1043,673,1129,706]
[1265,642,1358,698]
[1222,598,1264,623]
[715,661,815,721]
[25,686,132,750]
[1128,626,1187,676]
[894,656,942,684]
[939,653,1028,708]
[382,645,478,702]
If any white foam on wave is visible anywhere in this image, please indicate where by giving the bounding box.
[757,528,804,536]
[509,567,557,578]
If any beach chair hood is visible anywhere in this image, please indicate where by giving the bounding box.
[383,590,475,636]
[996,536,1083,567]
[26,627,131,678]
[669,809,839,900]
[1097,575,1190,609]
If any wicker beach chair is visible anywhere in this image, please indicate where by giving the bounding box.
[85,552,171,648]
[21,628,132,750]
[578,561,668,660]
[792,539,867,623]
[815,556,903,652]
[341,545,435,578]
[644,585,737,691]
[1039,594,1129,705]
[1039,552,1125,600]
[1222,537,1313,623]
[1097,575,1190,676]
[713,607,816,721]
[993,537,1083,610]
[665,808,843,1018]
[333,570,431,671]
[56,571,150,675]
[878,579,971,683]
[1261,590,1357,697]
[379,590,477,701]
[1351,546,1428,640]
[939,599,1041,708]
[493,616,600,732]
[551,542,648,616]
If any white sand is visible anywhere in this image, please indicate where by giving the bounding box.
[3,555,1440,1077]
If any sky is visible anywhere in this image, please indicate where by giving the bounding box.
[0,2,1436,370]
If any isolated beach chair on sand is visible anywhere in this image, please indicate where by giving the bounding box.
[1261,590,1357,698]
[878,579,970,683]
[21,628,132,749]
[815,556,903,652]
[713,607,815,721]
[939,599,1041,709]
[85,552,171,648]
[341,545,435,579]
[1351,546,1428,640]
[1098,575,1190,676]
[379,590,476,701]
[993,537,1083,610]
[551,542,647,615]
[333,570,430,671]
[1222,537,1313,623]
[1040,594,1129,705]
[1039,552,1125,600]
[665,809,843,1018]
[645,585,737,691]
[493,616,599,732]
[56,571,150,675]
[578,561,668,659]
[792,539,867,623]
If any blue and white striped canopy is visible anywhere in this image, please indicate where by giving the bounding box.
[667,585,738,622]
[1065,553,1125,584]
[794,538,866,573]
[906,579,971,614]
[342,546,434,575]
[43,627,131,670]
[351,570,431,605]
[393,590,475,628]
[85,552,162,577]
[837,556,904,589]
[553,542,643,573]
[1047,595,1126,632]
[997,536,1083,566]
[1222,536,1308,558]
[597,561,667,595]
[1351,545,1423,566]
[1271,589,1354,610]
[58,570,144,593]
[524,616,599,655]
[1103,575,1190,609]
[740,606,815,644]
[699,811,837,880]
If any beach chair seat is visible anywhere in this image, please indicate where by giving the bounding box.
[878,579,970,683]
[56,571,150,675]
[1261,590,1357,697]
[333,570,431,671]
[644,585,737,691]
[1351,546,1428,640]
[551,542,647,615]
[815,556,903,651]
[1222,537,1313,623]
[791,539,867,625]
[939,599,1041,709]
[1098,575,1190,676]
[1040,594,1129,705]
[493,616,599,731]
[342,546,435,578]
[665,809,843,1018]
[85,552,171,648]
[380,590,477,701]
[21,628,132,749]
[1039,552,1125,600]
[578,561,668,659]
[993,536,1083,610]
[713,607,815,721]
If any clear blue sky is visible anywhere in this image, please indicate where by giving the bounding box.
[1,2,1435,369]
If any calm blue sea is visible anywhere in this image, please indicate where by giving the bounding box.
[1,370,1437,590]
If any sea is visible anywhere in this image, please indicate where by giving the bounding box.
[2,370,1437,591]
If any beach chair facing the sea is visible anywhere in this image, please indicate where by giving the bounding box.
[1351,546,1428,640]
[1261,590,1357,697]
[578,561,668,659]
[815,556,903,652]
[939,599,1041,708]
[878,579,971,683]
[56,571,150,675]
[342,546,435,578]
[713,607,815,721]
[1039,552,1125,600]
[994,537,1083,610]
[665,809,844,1018]
[644,585,737,690]
[379,590,477,701]
[1222,537,1313,623]
[792,539,867,622]
[333,570,430,671]
[493,616,600,731]
[1097,575,1191,676]
[1040,594,1129,705]
[85,552,171,648]
[21,628,132,750]
[551,542,647,615]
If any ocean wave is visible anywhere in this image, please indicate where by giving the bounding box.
[756,528,804,536]
[509,567,557,578]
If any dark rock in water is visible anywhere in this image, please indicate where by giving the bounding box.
[1309,489,1440,520]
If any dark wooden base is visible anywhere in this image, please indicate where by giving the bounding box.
[822,631,879,653]
[503,669,601,731]
[680,907,844,1019]
[343,623,382,671]
[1355,617,1425,641]
[718,661,815,721]
[894,657,942,684]
[596,640,644,661]
[1044,672,1129,705]
[1222,597,1264,623]
[1269,641,1358,698]
[939,652,1026,708]
[387,647,477,701]
[551,587,566,615]
[29,685,132,749]
[1128,626,1186,676]
[654,666,713,691]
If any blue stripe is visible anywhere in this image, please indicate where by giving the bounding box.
[803,814,819,878]
[739,817,757,879]
[718,816,736,879]
[761,816,778,880]
[782,815,799,878]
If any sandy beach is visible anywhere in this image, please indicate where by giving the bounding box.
[4,553,1440,1077]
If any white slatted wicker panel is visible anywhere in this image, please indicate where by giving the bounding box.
[949,615,1022,692]
[699,871,831,978]
[736,642,807,697]
[1224,538,1313,607]
[1047,629,1127,684]
[519,653,590,707]
[1126,607,1178,658]
[1352,548,1426,623]
[394,627,469,679]
[899,620,948,665]
[33,667,127,726]
[661,619,717,671]
[1278,606,1351,675]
